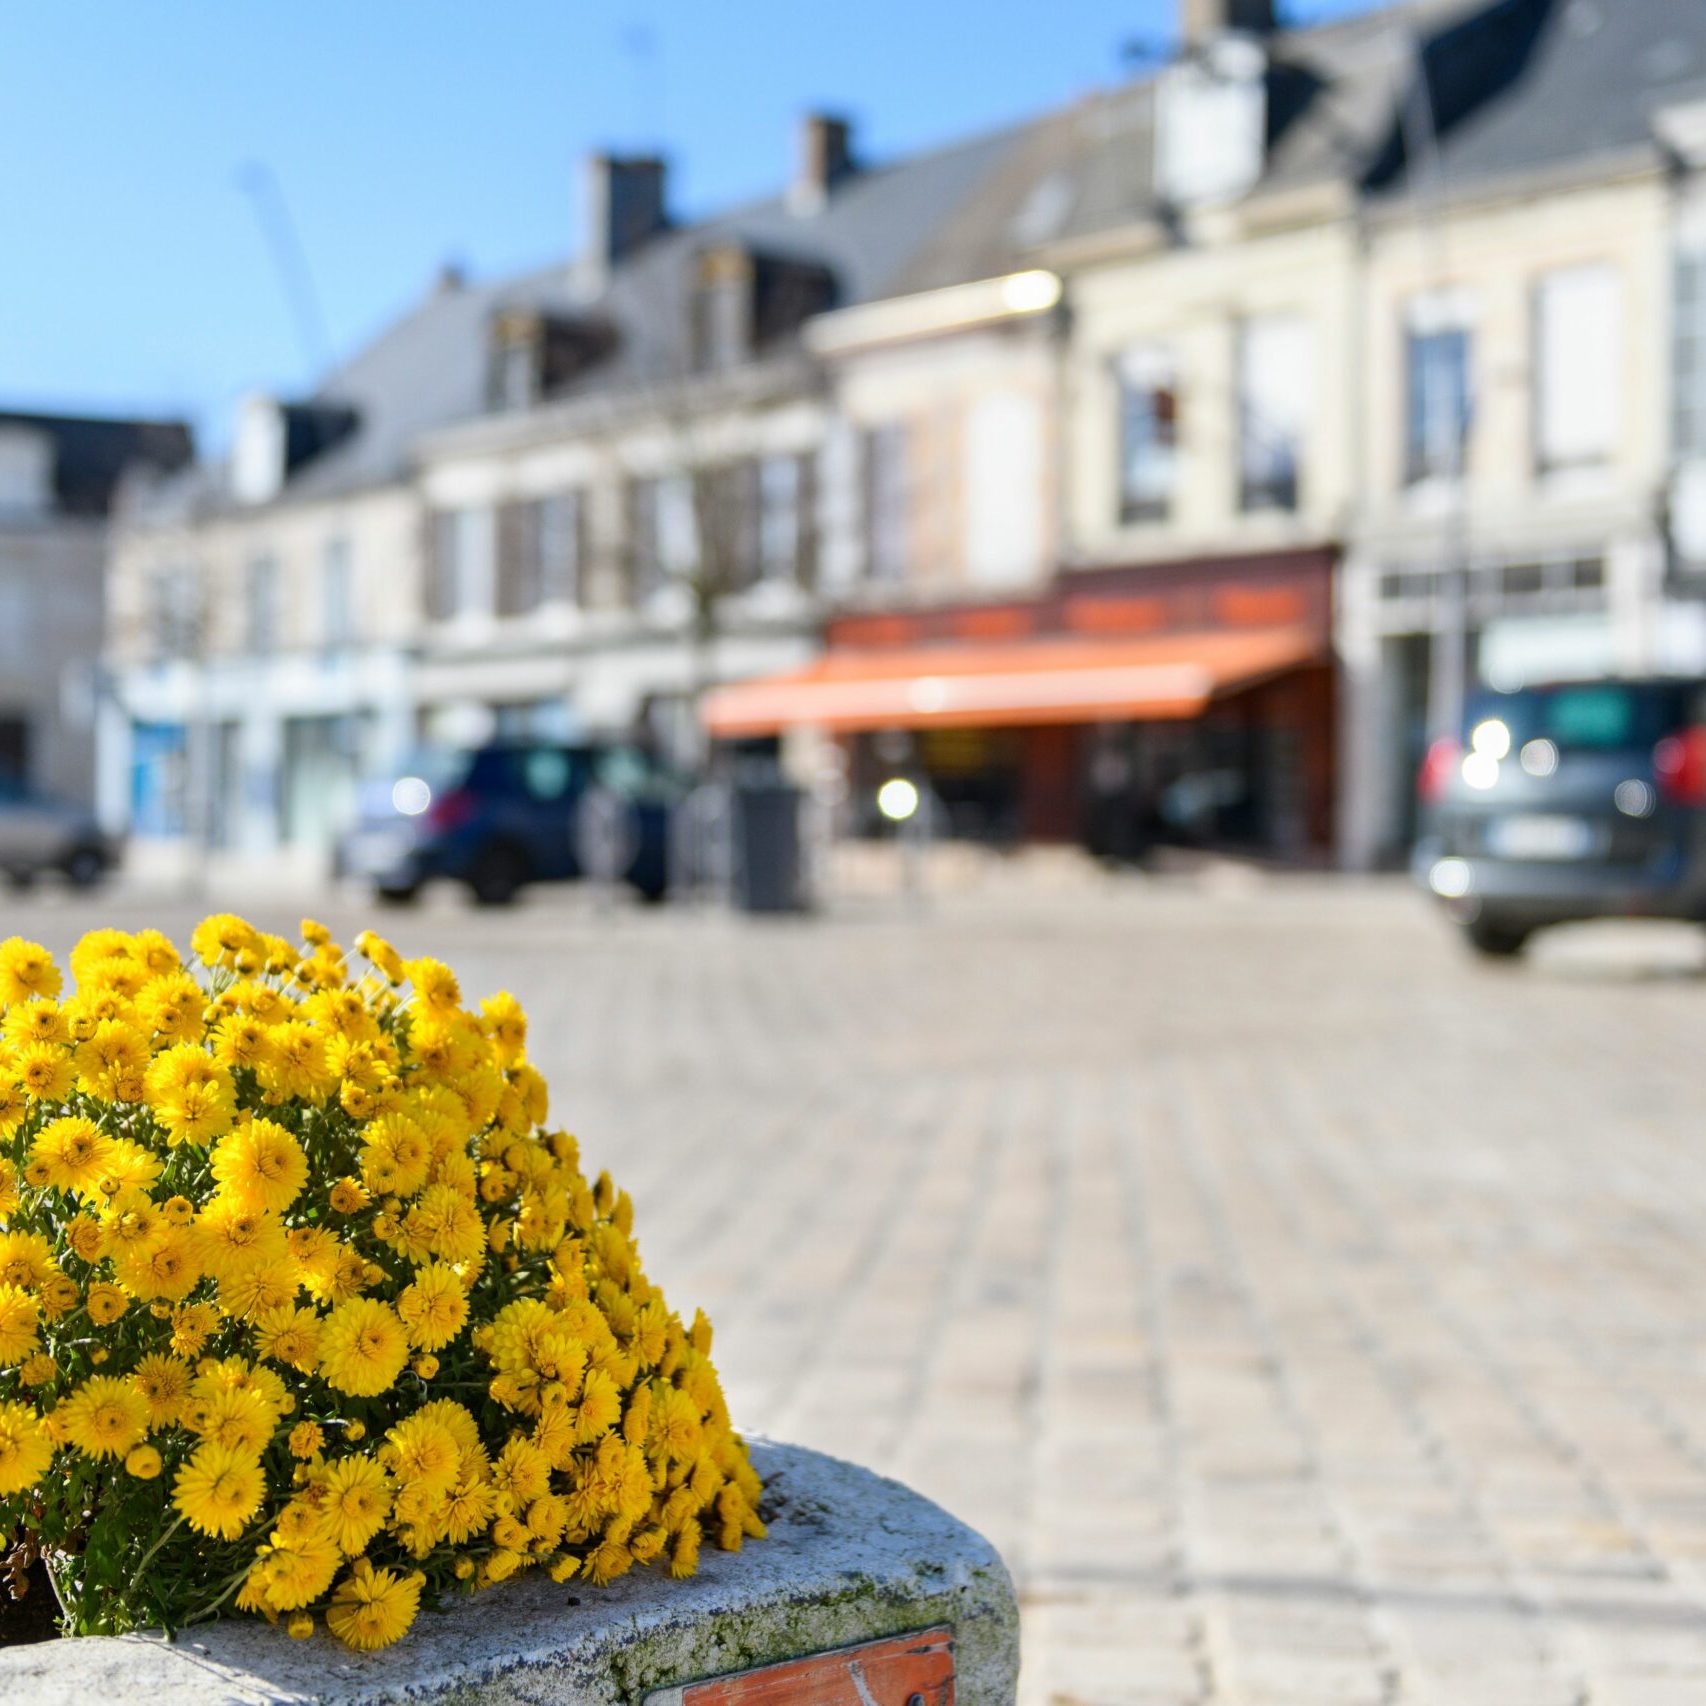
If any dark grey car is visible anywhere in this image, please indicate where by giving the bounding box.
[1413,677,1706,956]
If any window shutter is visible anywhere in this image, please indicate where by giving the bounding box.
[424,512,455,621]
[495,502,526,618]
[1536,265,1621,471]
[796,451,817,589]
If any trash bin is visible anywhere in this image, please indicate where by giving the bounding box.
[732,780,808,913]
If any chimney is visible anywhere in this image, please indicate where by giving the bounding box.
[791,112,855,215]
[580,154,669,292]
[1181,0,1276,43]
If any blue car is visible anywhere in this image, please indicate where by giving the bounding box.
[337,742,679,906]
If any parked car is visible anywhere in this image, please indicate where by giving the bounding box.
[0,776,117,889]
[336,742,680,906]
[1414,676,1706,956]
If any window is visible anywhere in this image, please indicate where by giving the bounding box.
[695,461,760,594]
[245,555,278,654]
[864,423,910,583]
[625,477,694,603]
[1237,316,1311,514]
[1677,248,1706,459]
[759,456,805,583]
[148,565,199,658]
[426,507,494,621]
[1534,264,1622,474]
[322,537,352,650]
[498,493,583,616]
[1115,346,1179,523]
[1404,294,1474,485]
[538,493,582,604]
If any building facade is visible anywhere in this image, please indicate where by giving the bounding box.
[0,411,190,810]
[103,119,1036,870]
[1336,0,1704,868]
[100,0,1706,875]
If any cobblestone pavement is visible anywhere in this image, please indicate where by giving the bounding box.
[17,876,1706,1704]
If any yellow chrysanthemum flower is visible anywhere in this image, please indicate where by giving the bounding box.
[318,1298,409,1397]
[286,1420,324,1460]
[317,1453,392,1554]
[354,929,406,985]
[325,1558,423,1652]
[73,1018,149,1101]
[211,1116,307,1214]
[189,913,258,970]
[113,1228,203,1303]
[2,999,67,1046]
[14,1039,75,1104]
[395,1261,469,1352]
[0,1079,25,1139]
[254,1306,321,1373]
[0,937,62,1005]
[173,1441,265,1539]
[131,1353,192,1426]
[1,1228,59,1290]
[0,1399,53,1495]
[0,1283,40,1365]
[86,1282,129,1326]
[61,1374,148,1460]
[195,1200,289,1284]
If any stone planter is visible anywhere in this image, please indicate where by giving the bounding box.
[0,1440,1018,1704]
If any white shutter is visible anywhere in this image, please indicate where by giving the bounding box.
[1241,317,1312,442]
[964,391,1043,588]
[1536,265,1621,470]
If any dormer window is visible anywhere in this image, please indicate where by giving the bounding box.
[689,245,837,374]
[487,311,615,411]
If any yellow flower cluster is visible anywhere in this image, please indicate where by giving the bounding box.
[0,920,763,1649]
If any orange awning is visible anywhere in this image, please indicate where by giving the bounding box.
[702,626,1323,737]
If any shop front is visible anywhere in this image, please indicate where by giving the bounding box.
[703,548,1338,860]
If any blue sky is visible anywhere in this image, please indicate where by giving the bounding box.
[0,0,1375,439]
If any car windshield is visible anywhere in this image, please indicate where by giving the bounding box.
[1463,683,1680,753]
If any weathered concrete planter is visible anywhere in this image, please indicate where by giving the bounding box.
[0,1440,1018,1704]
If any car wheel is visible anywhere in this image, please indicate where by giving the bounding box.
[63,848,105,889]
[468,845,528,907]
[373,883,421,907]
[1463,917,1532,959]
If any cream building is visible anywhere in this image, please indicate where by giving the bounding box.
[1338,0,1706,867]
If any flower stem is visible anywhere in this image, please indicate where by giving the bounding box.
[126,1512,185,1599]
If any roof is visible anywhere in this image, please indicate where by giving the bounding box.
[135,0,1706,525]
[139,121,1033,521]
[895,0,1704,289]
[0,410,192,519]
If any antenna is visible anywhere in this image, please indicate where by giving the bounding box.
[237,161,335,385]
